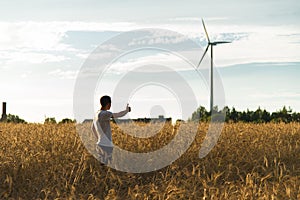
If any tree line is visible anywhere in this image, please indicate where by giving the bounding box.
[190,106,300,123]
[2,106,300,124]
[0,114,76,124]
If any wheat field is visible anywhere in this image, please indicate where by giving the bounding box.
[1,122,300,199]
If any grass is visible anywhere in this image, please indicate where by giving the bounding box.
[0,122,300,199]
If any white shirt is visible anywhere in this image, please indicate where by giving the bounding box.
[92,109,128,147]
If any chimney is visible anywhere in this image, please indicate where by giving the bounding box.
[1,102,7,121]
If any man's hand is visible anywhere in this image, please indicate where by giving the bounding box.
[126,103,131,112]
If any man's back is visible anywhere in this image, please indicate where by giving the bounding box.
[94,110,114,147]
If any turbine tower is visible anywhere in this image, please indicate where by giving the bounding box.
[197,19,231,113]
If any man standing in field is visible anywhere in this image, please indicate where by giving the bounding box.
[92,95,131,164]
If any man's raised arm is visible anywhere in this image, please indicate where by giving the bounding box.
[112,104,130,118]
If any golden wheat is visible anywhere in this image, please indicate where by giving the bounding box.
[0,122,300,199]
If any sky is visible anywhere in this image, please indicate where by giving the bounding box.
[0,0,300,122]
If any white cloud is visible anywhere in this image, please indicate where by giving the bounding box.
[88,52,115,60]
[73,44,121,60]
[48,69,78,79]
[75,52,90,59]
[0,22,64,51]
[20,71,32,79]
[0,21,139,65]
[128,30,189,46]
[97,44,121,51]
[168,17,229,23]
[203,26,300,67]
[1,20,300,68]
[0,21,138,51]
[0,50,68,64]
[106,53,194,74]
[249,92,300,99]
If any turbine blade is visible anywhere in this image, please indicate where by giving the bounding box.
[213,41,231,45]
[202,19,210,43]
[197,45,209,68]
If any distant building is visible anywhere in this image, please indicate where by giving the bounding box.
[82,119,93,123]
[114,115,172,124]
[82,115,172,124]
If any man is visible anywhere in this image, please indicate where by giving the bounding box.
[92,95,131,164]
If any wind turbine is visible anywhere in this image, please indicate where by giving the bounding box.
[197,19,231,114]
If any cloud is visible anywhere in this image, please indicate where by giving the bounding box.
[167,17,229,22]
[97,44,121,51]
[48,69,78,79]
[20,71,32,79]
[106,53,194,74]
[0,50,68,64]
[128,31,189,46]
[82,44,121,60]
[0,21,144,67]
[0,21,65,51]
[0,21,137,51]
[207,27,300,67]
[249,92,300,99]
[1,20,300,68]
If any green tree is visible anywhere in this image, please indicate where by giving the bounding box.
[190,106,209,122]
[58,118,76,124]
[240,111,249,122]
[44,117,57,124]
[292,112,300,122]
[6,114,26,123]
[261,109,271,123]
[222,106,230,122]
[253,107,263,123]
[229,107,239,122]
[271,106,292,123]
[191,105,299,123]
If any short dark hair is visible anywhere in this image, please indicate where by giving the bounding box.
[100,95,111,107]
